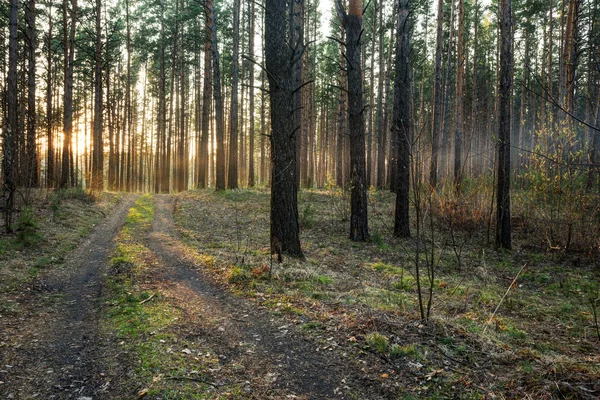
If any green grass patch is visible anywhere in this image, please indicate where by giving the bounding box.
[365,332,390,353]
[390,343,420,358]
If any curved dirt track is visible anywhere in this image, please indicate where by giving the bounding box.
[148,195,381,399]
[0,195,137,399]
[1,194,388,400]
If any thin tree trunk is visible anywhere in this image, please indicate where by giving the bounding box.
[429,0,445,187]
[455,0,465,190]
[46,3,54,187]
[337,0,369,241]
[92,0,103,191]
[228,0,240,189]
[496,0,512,249]
[208,0,226,190]
[393,0,411,238]
[26,0,38,187]
[3,0,18,231]
[61,0,76,188]
[248,0,256,187]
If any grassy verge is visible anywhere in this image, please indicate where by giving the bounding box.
[0,189,120,293]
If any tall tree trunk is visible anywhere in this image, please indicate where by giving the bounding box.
[26,0,38,187]
[561,0,581,116]
[455,0,465,190]
[337,0,370,241]
[429,0,444,187]
[155,9,166,193]
[393,0,410,238]
[3,0,18,231]
[92,0,103,191]
[228,0,240,189]
[496,0,512,249]
[199,35,212,188]
[61,0,76,188]
[375,0,386,189]
[208,0,226,190]
[178,20,187,193]
[292,0,304,190]
[470,0,479,177]
[46,3,54,187]
[248,0,256,187]
[266,0,303,258]
[368,0,377,189]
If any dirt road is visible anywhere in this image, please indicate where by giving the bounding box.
[1,194,385,399]
[0,194,138,399]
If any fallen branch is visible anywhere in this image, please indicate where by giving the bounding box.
[165,376,221,387]
[139,294,155,304]
[482,261,528,335]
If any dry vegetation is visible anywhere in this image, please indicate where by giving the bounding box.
[173,186,600,399]
[0,188,120,293]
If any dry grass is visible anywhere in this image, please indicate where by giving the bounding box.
[0,189,120,293]
[174,187,600,399]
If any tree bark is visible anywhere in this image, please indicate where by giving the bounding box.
[455,0,465,190]
[208,0,226,190]
[228,0,240,189]
[337,0,370,241]
[496,0,512,249]
[3,0,18,232]
[266,0,303,258]
[46,3,54,187]
[61,0,76,188]
[429,0,444,187]
[393,0,411,238]
[92,0,104,191]
[26,0,38,188]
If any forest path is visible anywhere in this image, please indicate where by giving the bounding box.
[0,194,138,399]
[144,194,378,399]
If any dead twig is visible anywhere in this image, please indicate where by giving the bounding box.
[482,261,528,334]
[165,376,221,387]
[139,293,155,304]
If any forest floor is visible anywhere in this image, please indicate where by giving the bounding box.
[0,188,598,399]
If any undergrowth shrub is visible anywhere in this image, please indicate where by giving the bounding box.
[518,123,600,254]
[14,206,40,247]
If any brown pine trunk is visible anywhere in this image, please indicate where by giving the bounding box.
[92,0,103,191]
[393,0,411,238]
[338,0,370,241]
[455,0,465,190]
[228,0,240,189]
[429,0,444,187]
[248,0,256,187]
[155,10,166,193]
[375,0,386,189]
[3,0,18,231]
[26,0,38,187]
[266,0,303,258]
[209,0,226,190]
[199,24,212,188]
[61,0,76,188]
[496,0,512,249]
[46,3,54,187]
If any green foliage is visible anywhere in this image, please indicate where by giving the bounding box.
[300,203,316,229]
[365,332,390,353]
[14,206,41,247]
[227,265,252,284]
[390,343,419,359]
[517,123,600,251]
